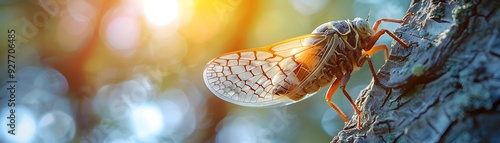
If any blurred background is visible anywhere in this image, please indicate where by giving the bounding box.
[0,0,410,142]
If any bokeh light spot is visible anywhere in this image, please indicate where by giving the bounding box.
[291,0,328,15]
[121,76,152,106]
[105,15,141,56]
[67,0,96,22]
[216,112,267,143]
[38,110,76,142]
[33,67,68,96]
[131,105,164,139]
[1,107,36,143]
[56,12,92,52]
[143,0,179,26]
[321,109,344,136]
[159,100,184,135]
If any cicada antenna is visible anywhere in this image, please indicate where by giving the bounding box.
[366,8,372,22]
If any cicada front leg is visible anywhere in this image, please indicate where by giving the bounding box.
[365,12,415,59]
[363,13,416,85]
[371,13,414,32]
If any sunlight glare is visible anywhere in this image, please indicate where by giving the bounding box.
[143,0,179,26]
[131,105,164,139]
[1,107,37,143]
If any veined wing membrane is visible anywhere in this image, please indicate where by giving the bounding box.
[203,33,336,107]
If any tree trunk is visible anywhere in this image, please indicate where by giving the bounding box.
[332,0,500,142]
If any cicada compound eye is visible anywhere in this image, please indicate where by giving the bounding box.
[354,18,370,34]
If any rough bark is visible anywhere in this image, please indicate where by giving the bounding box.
[332,0,500,142]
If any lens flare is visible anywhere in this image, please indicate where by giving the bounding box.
[131,105,164,139]
[142,0,179,26]
[1,107,37,143]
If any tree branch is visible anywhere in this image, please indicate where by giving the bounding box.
[333,0,500,142]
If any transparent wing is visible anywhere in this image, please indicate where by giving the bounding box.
[203,34,338,107]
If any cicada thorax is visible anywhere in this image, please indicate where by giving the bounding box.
[273,20,366,101]
[323,20,365,71]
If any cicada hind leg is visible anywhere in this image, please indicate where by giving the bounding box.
[325,73,363,130]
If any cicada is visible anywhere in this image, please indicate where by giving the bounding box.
[203,13,413,129]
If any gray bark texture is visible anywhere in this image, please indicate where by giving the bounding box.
[332,0,500,142]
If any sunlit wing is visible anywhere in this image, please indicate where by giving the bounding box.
[203,34,338,107]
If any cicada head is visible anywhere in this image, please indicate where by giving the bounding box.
[352,18,375,51]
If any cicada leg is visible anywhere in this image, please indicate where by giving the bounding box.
[372,13,414,32]
[363,13,416,87]
[338,71,363,130]
[368,29,411,49]
[325,73,363,130]
[367,13,415,49]
[362,45,389,60]
[325,78,348,123]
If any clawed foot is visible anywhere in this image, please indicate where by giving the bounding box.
[402,12,415,24]
[374,79,393,95]
[409,41,419,48]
